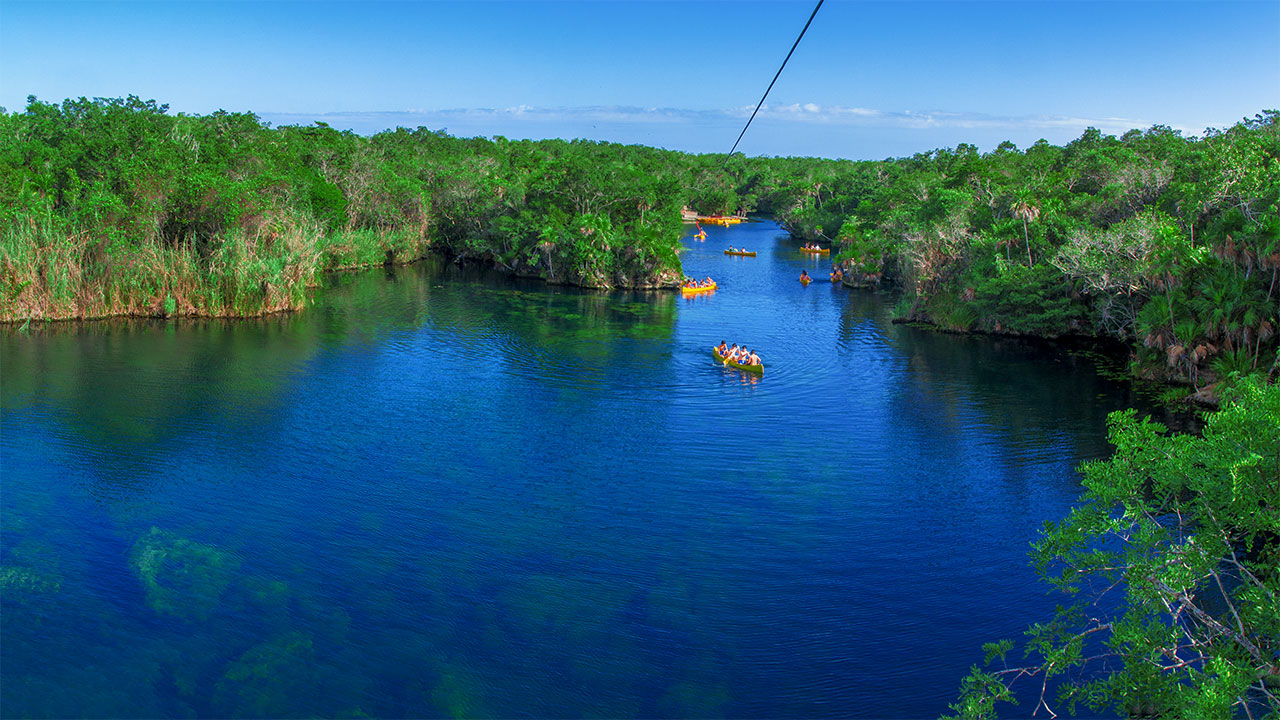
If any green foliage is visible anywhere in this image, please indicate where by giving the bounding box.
[306,174,348,232]
[4,94,1278,386]
[1,97,692,321]
[949,378,1280,719]
[925,292,979,332]
[972,260,1087,336]
[744,111,1279,383]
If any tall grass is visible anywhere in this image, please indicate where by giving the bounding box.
[2,210,86,320]
[925,293,979,332]
[318,228,431,271]
[0,211,425,322]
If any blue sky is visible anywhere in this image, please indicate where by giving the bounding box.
[2,1,1277,160]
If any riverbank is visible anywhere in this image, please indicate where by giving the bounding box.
[5,95,1275,385]
[1,216,435,322]
[836,263,1271,408]
[0,97,691,323]
[1,223,684,323]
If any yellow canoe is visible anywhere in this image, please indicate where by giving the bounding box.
[682,282,717,296]
[800,276,811,285]
[723,250,756,256]
[800,247,830,254]
[713,346,764,374]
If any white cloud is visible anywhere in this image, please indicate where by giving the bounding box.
[264,104,1178,134]
[256,104,1201,157]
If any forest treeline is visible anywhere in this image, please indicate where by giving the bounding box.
[0,95,695,321]
[2,96,1277,386]
[762,111,1280,390]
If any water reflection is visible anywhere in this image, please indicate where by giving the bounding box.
[2,222,1171,718]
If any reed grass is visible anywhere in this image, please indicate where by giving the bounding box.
[926,294,979,332]
[1,211,424,322]
[318,228,431,271]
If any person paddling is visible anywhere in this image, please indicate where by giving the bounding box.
[800,269,810,282]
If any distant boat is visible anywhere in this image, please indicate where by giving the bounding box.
[697,216,745,226]
[724,249,756,257]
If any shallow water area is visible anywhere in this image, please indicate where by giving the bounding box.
[2,220,1153,718]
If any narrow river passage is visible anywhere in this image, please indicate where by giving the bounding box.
[2,220,1153,718]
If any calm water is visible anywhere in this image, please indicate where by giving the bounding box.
[2,220,1155,718]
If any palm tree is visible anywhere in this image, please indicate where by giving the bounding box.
[1011,192,1040,266]
[1193,268,1246,353]
[1238,284,1277,369]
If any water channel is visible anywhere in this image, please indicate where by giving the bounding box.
[2,219,1159,717]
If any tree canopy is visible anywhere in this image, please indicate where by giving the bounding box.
[2,97,1277,390]
[948,377,1280,719]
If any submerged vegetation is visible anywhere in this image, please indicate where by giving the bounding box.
[2,94,1277,716]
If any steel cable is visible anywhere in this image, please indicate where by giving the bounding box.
[728,0,825,156]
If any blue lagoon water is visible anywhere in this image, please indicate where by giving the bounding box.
[2,220,1154,717]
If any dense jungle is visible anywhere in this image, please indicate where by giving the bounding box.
[2,97,1278,719]
[3,97,1277,390]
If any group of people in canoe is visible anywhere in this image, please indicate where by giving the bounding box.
[683,276,715,288]
[715,341,762,367]
[801,242,826,251]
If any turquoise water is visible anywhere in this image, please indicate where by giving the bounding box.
[2,220,1153,717]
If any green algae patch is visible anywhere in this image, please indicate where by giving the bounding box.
[487,574,645,716]
[657,678,731,718]
[431,667,495,720]
[131,527,241,620]
[243,576,290,609]
[0,565,62,593]
[211,631,316,718]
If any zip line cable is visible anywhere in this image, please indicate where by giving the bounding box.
[728,0,824,156]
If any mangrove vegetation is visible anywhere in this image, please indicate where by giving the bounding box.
[2,95,1278,718]
[949,377,1280,719]
[2,96,1277,391]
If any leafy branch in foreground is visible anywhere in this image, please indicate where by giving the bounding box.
[949,377,1280,720]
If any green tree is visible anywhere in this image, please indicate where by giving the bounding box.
[1010,189,1040,267]
[949,378,1280,720]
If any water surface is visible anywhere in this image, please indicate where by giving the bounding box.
[2,220,1152,717]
